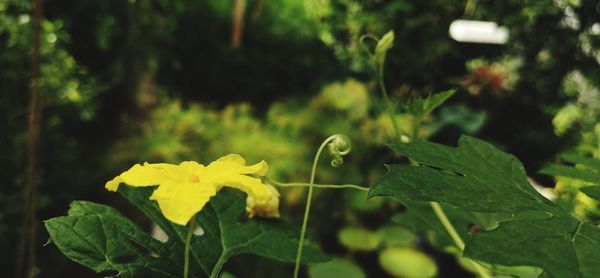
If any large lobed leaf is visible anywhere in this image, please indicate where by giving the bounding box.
[369,135,600,278]
[45,201,179,277]
[45,188,327,277]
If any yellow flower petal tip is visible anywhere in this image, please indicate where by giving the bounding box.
[105,176,123,192]
[106,155,274,225]
[246,184,281,218]
[252,160,269,176]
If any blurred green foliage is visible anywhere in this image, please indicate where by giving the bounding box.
[2,0,600,277]
[104,79,480,277]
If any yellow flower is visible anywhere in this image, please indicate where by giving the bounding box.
[106,154,279,225]
[246,183,281,218]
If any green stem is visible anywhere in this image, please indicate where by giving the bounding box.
[360,33,401,141]
[411,115,421,142]
[377,74,402,141]
[293,135,339,278]
[184,217,196,278]
[266,178,369,192]
[429,202,464,249]
[464,0,479,17]
[210,253,228,278]
[430,202,491,278]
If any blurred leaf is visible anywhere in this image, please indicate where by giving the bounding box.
[375,31,394,56]
[407,89,456,118]
[580,186,600,201]
[421,89,456,115]
[370,136,600,277]
[376,226,417,247]
[378,247,437,278]
[373,30,394,77]
[308,258,366,278]
[457,256,542,277]
[347,190,384,212]
[553,104,583,136]
[431,105,487,134]
[540,153,600,184]
[338,227,381,251]
[219,272,237,278]
[560,153,600,169]
[541,164,600,183]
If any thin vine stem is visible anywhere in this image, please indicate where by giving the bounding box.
[429,202,464,248]
[377,75,402,141]
[360,33,402,141]
[293,135,340,278]
[183,217,196,278]
[266,178,369,192]
[411,116,421,142]
[431,202,490,277]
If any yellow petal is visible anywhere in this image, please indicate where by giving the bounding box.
[122,163,179,184]
[217,154,246,165]
[219,175,272,203]
[105,176,123,192]
[246,183,280,218]
[149,181,217,225]
[212,154,269,176]
[204,154,272,204]
[105,162,185,192]
[241,160,269,176]
[178,161,205,176]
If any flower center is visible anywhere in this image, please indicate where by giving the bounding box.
[188,174,200,183]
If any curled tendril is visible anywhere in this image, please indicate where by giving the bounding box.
[327,134,351,167]
[294,134,352,277]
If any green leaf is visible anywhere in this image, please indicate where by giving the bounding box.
[471,217,578,273]
[465,217,600,278]
[406,89,456,118]
[67,201,163,252]
[421,89,456,116]
[540,153,600,184]
[431,105,487,134]
[370,135,600,278]
[560,153,600,170]
[308,258,366,278]
[370,136,560,215]
[457,256,542,277]
[337,227,381,251]
[347,190,384,212]
[44,202,178,277]
[580,186,600,201]
[119,187,329,276]
[540,165,600,183]
[376,225,417,247]
[45,215,144,274]
[552,104,583,135]
[46,188,328,277]
[378,247,437,278]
